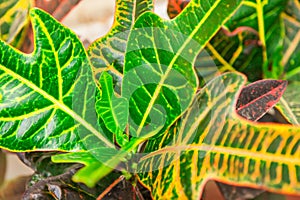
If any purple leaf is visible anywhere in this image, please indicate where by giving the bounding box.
[236,79,288,121]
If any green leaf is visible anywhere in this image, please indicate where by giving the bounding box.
[52,146,131,188]
[276,81,300,124]
[97,72,129,146]
[62,1,243,187]
[282,0,300,81]
[0,0,32,48]
[196,0,288,81]
[122,0,242,138]
[88,0,153,80]
[137,72,300,199]
[225,0,288,79]
[0,8,114,151]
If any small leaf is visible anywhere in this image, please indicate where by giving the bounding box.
[236,79,288,121]
[167,0,190,19]
[52,147,129,188]
[97,72,129,146]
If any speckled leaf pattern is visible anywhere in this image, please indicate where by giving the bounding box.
[236,79,287,121]
[0,0,32,47]
[122,0,242,138]
[0,8,114,151]
[88,0,153,80]
[137,72,300,199]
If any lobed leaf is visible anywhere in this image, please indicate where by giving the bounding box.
[0,8,114,151]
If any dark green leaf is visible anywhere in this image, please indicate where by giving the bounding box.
[0,8,114,151]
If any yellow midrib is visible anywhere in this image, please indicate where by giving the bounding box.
[0,63,115,148]
[135,1,222,135]
[35,14,63,100]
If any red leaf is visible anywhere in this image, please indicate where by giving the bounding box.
[236,79,288,121]
[167,0,190,19]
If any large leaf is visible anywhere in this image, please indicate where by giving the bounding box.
[0,8,114,151]
[122,0,242,138]
[191,0,288,82]
[88,0,154,80]
[137,72,300,199]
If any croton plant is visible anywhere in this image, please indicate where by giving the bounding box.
[0,0,300,199]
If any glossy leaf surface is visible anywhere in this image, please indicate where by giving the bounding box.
[236,79,287,121]
[137,72,300,199]
[122,0,242,138]
[97,72,129,146]
[53,0,243,188]
[88,0,153,80]
[0,8,114,151]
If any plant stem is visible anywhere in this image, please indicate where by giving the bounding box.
[256,0,269,78]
